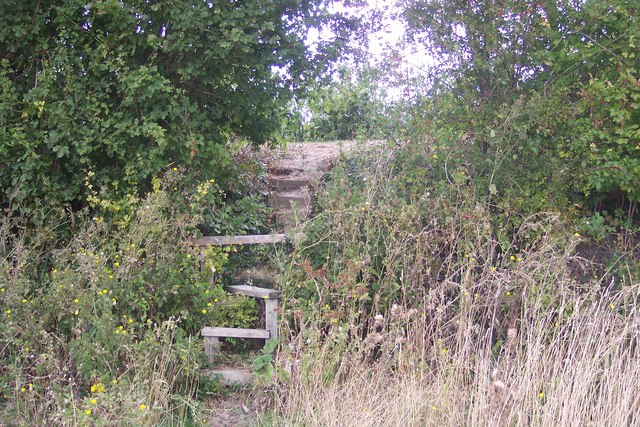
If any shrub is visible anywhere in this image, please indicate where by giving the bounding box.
[270,141,640,425]
[0,175,260,424]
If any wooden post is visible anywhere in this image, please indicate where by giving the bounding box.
[265,297,278,340]
[204,337,220,364]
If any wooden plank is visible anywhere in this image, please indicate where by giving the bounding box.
[190,234,286,246]
[226,284,282,299]
[201,327,270,339]
[265,298,279,340]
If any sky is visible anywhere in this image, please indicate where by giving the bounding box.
[305,0,435,97]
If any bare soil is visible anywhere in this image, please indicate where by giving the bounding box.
[268,141,355,180]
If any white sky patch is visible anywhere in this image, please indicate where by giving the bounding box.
[306,0,435,97]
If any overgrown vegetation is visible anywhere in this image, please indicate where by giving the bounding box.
[262,4,640,416]
[0,171,267,424]
[284,66,390,142]
[269,141,639,425]
[0,0,354,210]
[402,0,640,209]
[2,0,640,424]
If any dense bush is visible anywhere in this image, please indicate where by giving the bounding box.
[278,141,639,338]
[286,67,390,142]
[0,0,351,211]
[271,141,640,425]
[0,174,261,424]
[395,0,640,218]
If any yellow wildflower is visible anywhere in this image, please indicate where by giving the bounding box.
[90,383,106,393]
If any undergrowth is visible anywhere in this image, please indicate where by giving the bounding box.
[0,171,263,425]
[266,141,640,426]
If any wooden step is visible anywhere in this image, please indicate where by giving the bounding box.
[270,177,311,191]
[202,327,271,363]
[201,327,270,339]
[269,189,310,210]
[190,234,286,246]
[226,284,282,299]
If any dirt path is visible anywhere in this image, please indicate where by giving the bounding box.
[267,141,354,228]
[269,141,354,179]
[206,142,355,425]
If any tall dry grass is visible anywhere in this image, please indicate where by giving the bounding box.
[274,278,639,426]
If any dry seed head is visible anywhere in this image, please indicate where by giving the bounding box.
[368,332,384,343]
[492,380,507,393]
[390,304,400,316]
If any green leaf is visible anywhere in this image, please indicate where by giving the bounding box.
[262,338,279,354]
[252,354,272,372]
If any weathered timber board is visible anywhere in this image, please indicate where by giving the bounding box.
[190,234,286,246]
[201,327,270,339]
[226,284,282,299]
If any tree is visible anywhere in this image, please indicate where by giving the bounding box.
[0,0,354,210]
[399,0,640,208]
[303,66,388,141]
